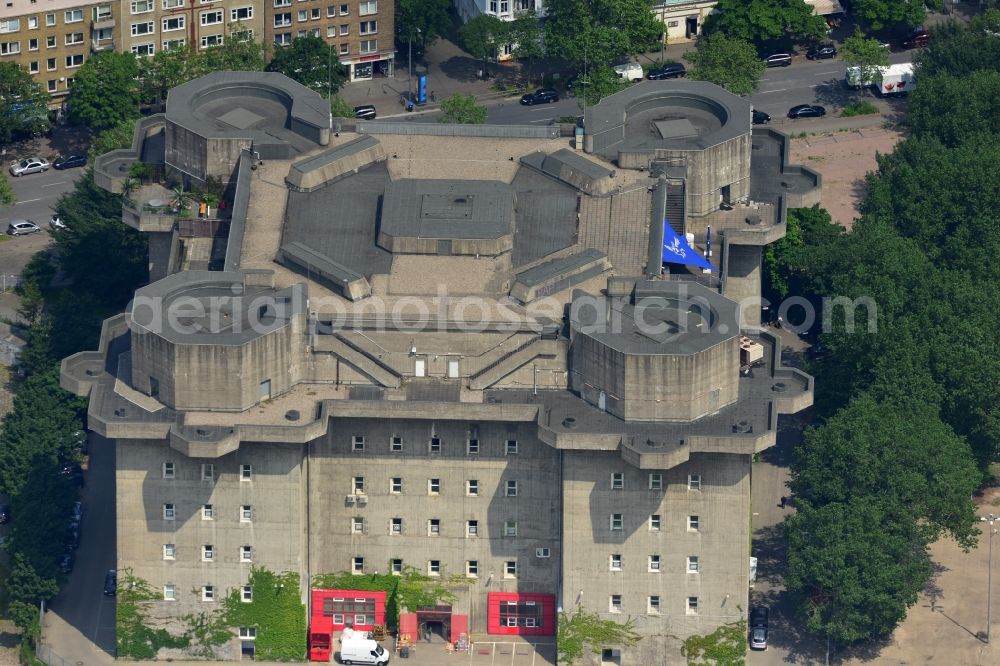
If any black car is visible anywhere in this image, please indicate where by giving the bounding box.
[903,29,929,49]
[0,504,9,524]
[787,104,826,119]
[353,105,376,120]
[806,44,837,60]
[53,154,87,170]
[103,569,117,596]
[65,525,80,550]
[752,110,771,125]
[520,89,559,105]
[749,606,769,650]
[60,462,84,487]
[58,552,75,574]
[763,53,792,68]
[647,62,687,80]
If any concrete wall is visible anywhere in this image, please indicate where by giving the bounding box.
[308,418,562,632]
[116,438,306,614]
[561,450,751,666]
[723,244,762,328]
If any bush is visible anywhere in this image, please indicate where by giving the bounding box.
[840,101,880,117]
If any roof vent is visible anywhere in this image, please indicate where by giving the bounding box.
[732,420,753,434]
[562,417,577,429]
[772,382,787,393]
[285,409,301,421]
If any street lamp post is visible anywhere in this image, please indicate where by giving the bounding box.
[407,27,421,102]
[984,513,996,643]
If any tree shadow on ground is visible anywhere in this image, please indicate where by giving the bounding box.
[812,79,857,111]
[760,411,808,468]
[438,55,493,84]
[753,522,788,587]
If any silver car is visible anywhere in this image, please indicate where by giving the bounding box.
[9,157,50,176]
[7,220,42,236]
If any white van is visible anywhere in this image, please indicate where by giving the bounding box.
[338,638,389,666]
[613,62,644,82]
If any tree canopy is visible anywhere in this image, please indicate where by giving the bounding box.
[0,61,51,142]
[396,0,452,51]
[544,0,663,69]
[839,30,891,96]
[66,52,141,129]
[684,33,766,95]
[459,14,508,74]
[851,0,940,31]
[438,93,487,124]
[267,36,347,96]
[703,0,828,48]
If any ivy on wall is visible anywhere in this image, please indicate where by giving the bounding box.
[556,606,641,665]
[116,571,191,660]
[221,568,307,661]
[680,619,748,666]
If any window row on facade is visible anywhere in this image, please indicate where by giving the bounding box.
[610,512,702,532]
[606,553,701,574]
[161,461,253,481]
[609,594,701,616]
[350,475,526,497]
[270,0,377,15]
[353,515,535,539]
[348,434,521,456]
[162,543,254,563]
[350,556,532,579]
[162,582,254,604]
[162,502,254,522]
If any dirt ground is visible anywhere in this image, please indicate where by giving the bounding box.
[789,127,906,230]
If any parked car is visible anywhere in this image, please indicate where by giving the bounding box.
[806,43,837,60]
[787,104,826,119]
[647,62,687,80]
[752,109,771,125]
[520,88,559,105]
[0,504,9,524]
[9,157,49,176]
[59,552,75,574]
[65,525,80,550]
[7,220,42,236]
[763,53,793,67]
[903,29,929,49]
[613,62,644,82]
[103,569,117,596]
[749,606,769,650]
[353,105,376,120]
[53,154,87,170]
[49,215,66,231]
[60,461,85,487]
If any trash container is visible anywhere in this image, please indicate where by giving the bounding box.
[400,647,409,659]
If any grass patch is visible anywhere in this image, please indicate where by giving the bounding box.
[840,101,880,117]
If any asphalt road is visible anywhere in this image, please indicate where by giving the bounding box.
[0,164,84,279]
[388,51,916,127]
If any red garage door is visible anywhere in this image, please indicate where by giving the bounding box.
[487,592,556,636]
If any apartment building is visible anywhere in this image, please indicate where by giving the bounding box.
[67,72,819,664]
[118,0,264,59]
[0,0,119,106]
[264,0,394,82]
[454,0,542,23]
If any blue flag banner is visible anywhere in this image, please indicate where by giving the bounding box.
[661,219,714,271]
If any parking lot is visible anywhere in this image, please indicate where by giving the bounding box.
[379,640,555,666]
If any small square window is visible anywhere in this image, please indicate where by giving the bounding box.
[390,517,402,534]
[428,560,440,576]
[241,464,252,480]
[648,595,661,614]
[241,585,253,602]
[611,472,624,490]
[163,503,175,520]
[609,554,622,571]
[428,478,440,494]
[202,545,214,561]
[648,555,661,572]
[390,435,402,452]
[505,439,518,455]
[688,474,701,491]
[687,556,699,573]
[428,518,440,536]
[352,556,364,573]
[352,517,365,533]
[466,520,478,536]
[339,43,349,55]
[163,462,175,479]
[201,463,214,481]
[310,7,319,18]
[340,4,348,14]
[164,584,176,600]
[241,505,253,522]
[688,515,700,531]
[504,560,517,578]
[29,38,38,51]
[504,520,517,537]
[610,513,623,531]
[202,504,214,520]
[505,480,517,497]
[609,594,622,613]
[467,480,479,496]
[467,438,479,454]
[353,476,365,493]
[352,435,365,451]
[687,596,699,614]
[390,477,402,494]
[429,436,441,453]
[46,35,55,48]
[649,473,663,490]
[466,560,478,577]
[202,585,215,602]
[327,5,336,17]
[47,79,56,92]
[163,543,175,560]
[391,558,402,574]
[238,626,256,639]
[649,514,661,531]
[241,545,252,562]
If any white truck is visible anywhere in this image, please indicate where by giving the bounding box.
[338,636,389,666]
[613,62,644,83]
[845,63,915,95]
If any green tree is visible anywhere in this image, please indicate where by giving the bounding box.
[459,14,508,77]
[196,33,265,72]
[557,606,641,664]
[66,51,141,129]
[0,61,51,142]
[575,64,627,107]
[684,34,766,95]
[908,70,1000,146]
[703,0,828,47]
[330,95,353,118]
[851,0,939,31]
[266,36,346,96]
[0,170,15,206]
[544,0,663,69]
[397,0,452,51]
[509,11,545,83]
[138,46,200,108]
[839,31,890,96]
[915,18,1000,77]
[5,553,59,637]
[87,119,138,162]
[438,93,487,124]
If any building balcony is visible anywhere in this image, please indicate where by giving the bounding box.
[93,18,116,31]
[92,38,115,52]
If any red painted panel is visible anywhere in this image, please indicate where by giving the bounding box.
[398,612,419,645]
[310,589,387,631]
[450,614,469,643]
[487,593,556,636]
[308,616,333,662]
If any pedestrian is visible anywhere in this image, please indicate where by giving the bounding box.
[779,495,787,508]
[430,90,436,102]
[776,316,783,329]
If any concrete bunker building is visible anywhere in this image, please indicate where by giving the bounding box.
[67,73,818,664]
